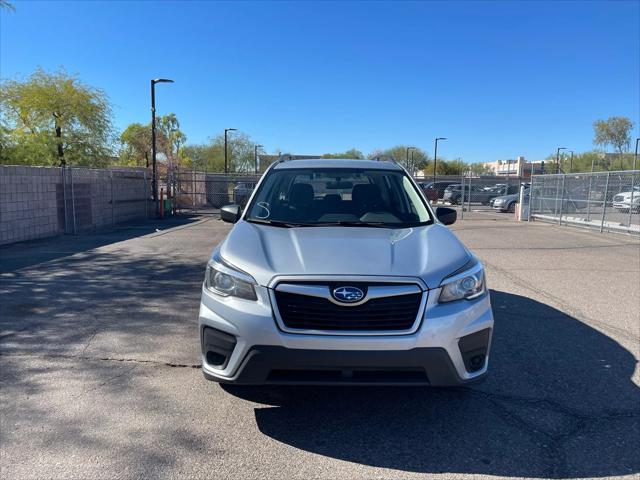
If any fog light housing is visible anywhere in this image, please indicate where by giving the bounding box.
[202,327,237,370]
[458,328,491,373]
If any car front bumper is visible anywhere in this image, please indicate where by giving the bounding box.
[198,283,494,386]
[613,201,638,210]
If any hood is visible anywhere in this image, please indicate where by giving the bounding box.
[619,190,640,198]
[218,221,471,289]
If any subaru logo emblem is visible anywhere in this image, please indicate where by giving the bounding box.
[332,286,364,303]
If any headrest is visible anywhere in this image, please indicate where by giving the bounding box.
[289,183,314,207]
[352,184,382,207]
[323,194,342,206]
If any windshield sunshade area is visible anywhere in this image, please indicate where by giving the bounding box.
[245,168,433,228]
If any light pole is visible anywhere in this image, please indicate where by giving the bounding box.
[151,78,174,214]
[224,128,237,174]
[634,138,639,172]
[254,144,263,174]
[569,151,574,173]
[556,147,566,174]
[406,146,415,174]
[410,149,415,175]
[433,138,446,183]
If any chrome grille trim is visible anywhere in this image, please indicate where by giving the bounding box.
[275,283,422,307]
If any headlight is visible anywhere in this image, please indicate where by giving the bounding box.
[204,252,257,301]
[439,259,486,303]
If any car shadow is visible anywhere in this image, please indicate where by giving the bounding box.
[221,290,640,478]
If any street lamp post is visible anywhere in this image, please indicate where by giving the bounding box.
[628,138,640,227]
[224,128,237,174]
[405,146,415,174]
[556,147,566,174]
[151,78,174,215]
[569,151,574,173]
[433,138,446,183]
[254,144,263,174]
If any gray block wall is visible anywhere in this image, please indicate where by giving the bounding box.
[0,166,64,245]
[0,165,149,246]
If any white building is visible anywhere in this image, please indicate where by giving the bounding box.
[484,156,546,178]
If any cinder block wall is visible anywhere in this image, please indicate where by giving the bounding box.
[0,166,149,246]
[0,166,64,245]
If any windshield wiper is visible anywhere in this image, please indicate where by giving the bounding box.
[246,218,314,228]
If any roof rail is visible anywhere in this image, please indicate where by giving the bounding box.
[371,154,398,164]
[276,153,295,163]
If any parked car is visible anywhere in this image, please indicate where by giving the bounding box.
[613,186,640,212]
[488,185,525,207]
[444,184,518,205]
[233,182,255,206]
[417,182,438,202]
[424,181,459,199]
[201,158,494,385]
[493,189,529,212]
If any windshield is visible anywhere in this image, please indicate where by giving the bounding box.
[244,168,433,227]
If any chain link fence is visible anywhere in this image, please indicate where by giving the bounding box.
[61,167,150,234]
[529,170,639,235]
[169,171,260,215]
[413,174,527,217]
[67,167,149,233]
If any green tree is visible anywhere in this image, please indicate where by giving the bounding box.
[368,145,430,174]
[321,149,364,159]
[0,68,114,166]
[545,149,636,173]
[156,113,186,170]
[593,116,634,169]
[435,158,466,175]
[119,123,152,167]
[467,162,492,175]
[118,113,186,169]
[180,131,259,173]
[181,143,224,171]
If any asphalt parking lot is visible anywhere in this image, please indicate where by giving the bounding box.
[1,214,639,480]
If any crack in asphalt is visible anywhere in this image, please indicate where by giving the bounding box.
[0,351,202,369]
[80,328,100,358]
[461,388,640,477]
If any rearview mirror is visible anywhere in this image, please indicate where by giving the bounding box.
[220,204,241,223]
[435,206,457,225]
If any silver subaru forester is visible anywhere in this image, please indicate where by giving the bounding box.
[199,158,493,385]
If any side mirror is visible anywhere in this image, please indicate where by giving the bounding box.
[220,204,241,224]
[435,206,457,225]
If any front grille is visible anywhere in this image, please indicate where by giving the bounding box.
[274,289,423,331]
[613,194,624,202]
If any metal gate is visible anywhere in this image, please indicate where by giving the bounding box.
[529,170,639,235]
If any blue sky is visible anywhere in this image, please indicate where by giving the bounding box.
[1,0,638,163]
